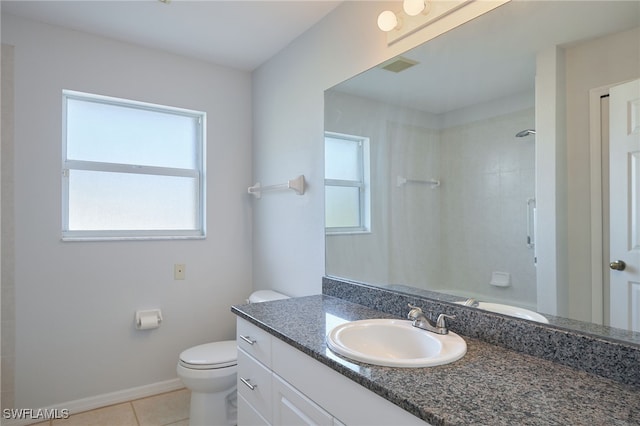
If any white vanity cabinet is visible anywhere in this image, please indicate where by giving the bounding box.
[237,318,334,425]
[236,318,429,426]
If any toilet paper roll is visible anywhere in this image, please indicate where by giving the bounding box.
[137,315,159,330]
[135,309,162,330]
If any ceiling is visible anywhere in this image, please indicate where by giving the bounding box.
[0,0,342,71]
[5,0,638,108]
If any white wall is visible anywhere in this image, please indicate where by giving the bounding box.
[1,43,15,410]
[251,0,505,296]
[324,91,440,287]
[564,27,640,322]
[535,26,640,321]
[2,15,253,409]
[324,91,393,286]
[388,121,442,288]
[251,2,389,297]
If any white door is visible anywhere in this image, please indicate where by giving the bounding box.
[609,78,640,331]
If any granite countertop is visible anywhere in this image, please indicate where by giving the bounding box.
[232,294,640,426]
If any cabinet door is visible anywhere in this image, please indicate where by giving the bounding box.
[271,338,430,425]
[272,375,333,426]
[238,393,270,426]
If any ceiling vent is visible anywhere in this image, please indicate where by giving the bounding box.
[379,56,419,73]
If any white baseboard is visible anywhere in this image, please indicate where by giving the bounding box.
[2,378,185,426]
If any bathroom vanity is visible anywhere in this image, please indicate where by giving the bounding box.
[232,283,640,425]
[236,316,424,425]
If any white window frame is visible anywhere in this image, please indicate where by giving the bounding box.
[324,132,371,235]
[61,90,206,241]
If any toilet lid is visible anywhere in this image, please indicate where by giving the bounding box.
[179,340,237,370]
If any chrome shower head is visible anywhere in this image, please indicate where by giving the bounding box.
[516,129,536,137]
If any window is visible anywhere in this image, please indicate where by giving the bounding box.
[324,132,370,234]
[62,90,206,240]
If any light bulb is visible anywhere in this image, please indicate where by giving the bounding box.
[403,0,425,16]
[377,10,399,32]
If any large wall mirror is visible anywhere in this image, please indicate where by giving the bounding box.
[325,1,640,343]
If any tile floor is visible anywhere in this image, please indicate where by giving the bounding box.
[29,388,190,426]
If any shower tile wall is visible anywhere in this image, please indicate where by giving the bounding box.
[439,108,536,308]
[388,122,441,288]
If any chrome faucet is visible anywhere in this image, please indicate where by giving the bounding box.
[407,304,455,335]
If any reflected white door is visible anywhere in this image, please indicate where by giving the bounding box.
[609,78,640,331]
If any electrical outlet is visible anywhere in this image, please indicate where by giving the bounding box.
[174,264,186,280]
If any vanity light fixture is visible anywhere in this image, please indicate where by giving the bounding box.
[378,0,505,44]
[377,10,401,32]
[403,0,430,17]
[378,0,430,32]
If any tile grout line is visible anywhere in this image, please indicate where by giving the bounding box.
[129,400,141,426]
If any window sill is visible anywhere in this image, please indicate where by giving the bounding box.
[61,234,206,242]
[325,229,371,236]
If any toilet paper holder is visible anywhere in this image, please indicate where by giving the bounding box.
[135,309,163,330]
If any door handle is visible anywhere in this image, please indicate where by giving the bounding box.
[610,260,626,271]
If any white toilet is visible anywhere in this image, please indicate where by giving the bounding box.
[177,290,288,426]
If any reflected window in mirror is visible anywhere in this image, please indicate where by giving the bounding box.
[325,132,371,234]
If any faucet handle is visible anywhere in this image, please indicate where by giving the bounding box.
[436,313,456,329]
[407,303,423,320]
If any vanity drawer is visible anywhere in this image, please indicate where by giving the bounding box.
[237,318,272,367]
[238,348,273,423]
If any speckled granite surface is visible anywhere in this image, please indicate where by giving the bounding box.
[327,278,640,346]
[232,295,640,426]
[323,277,640,388]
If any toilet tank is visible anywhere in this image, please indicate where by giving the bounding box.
[248,290,289,303]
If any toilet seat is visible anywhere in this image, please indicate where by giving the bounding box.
[179,340,237,370]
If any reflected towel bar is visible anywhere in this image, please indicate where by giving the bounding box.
[248,175,305,199]
[396,175,440,188]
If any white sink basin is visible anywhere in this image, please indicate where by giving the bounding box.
[326,318,466,368]
[457,301,549,323]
